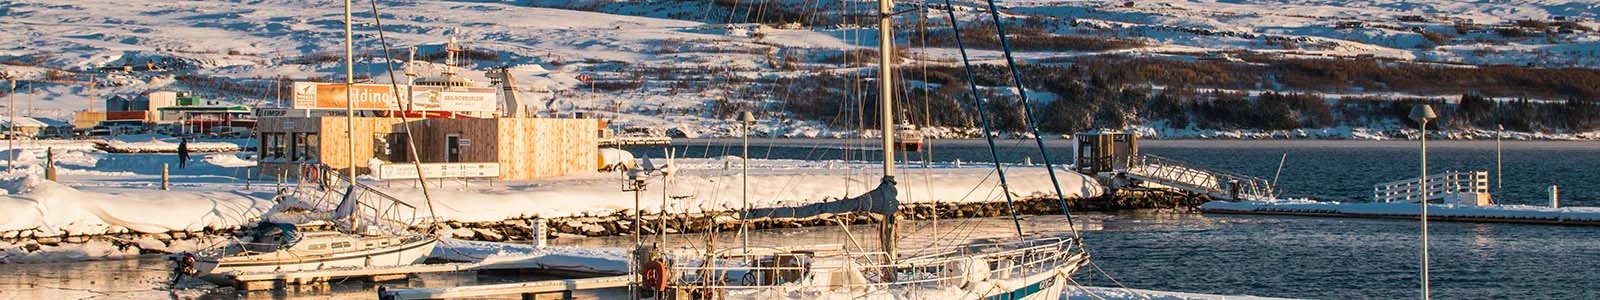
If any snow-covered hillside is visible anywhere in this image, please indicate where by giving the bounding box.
[1,0,1595,138]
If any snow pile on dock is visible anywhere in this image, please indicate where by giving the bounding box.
[1069,286,1292,300]
[432,239,628,274]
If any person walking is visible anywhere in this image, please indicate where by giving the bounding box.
[177,138,190,169]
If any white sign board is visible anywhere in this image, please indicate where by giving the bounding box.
[376,163,500,180]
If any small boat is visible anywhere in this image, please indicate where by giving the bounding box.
[893,124,925,152]
[175,183,437,286]
[188,222,437,285]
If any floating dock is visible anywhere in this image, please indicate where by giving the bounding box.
[220,262,483,291]
[1201,200,1600,226]
[378,275,630,300]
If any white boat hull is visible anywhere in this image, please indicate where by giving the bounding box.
[194,236,437,285]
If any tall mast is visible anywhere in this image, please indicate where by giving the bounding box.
[876,0,897,263]
[343,0,357,188]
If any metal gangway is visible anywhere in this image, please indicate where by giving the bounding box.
[1119,154,1275,201]
[1372,170,1490,205]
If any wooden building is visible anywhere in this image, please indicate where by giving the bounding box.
[257,116,597,181]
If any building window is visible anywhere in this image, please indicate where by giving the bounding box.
[266,133,288,161]
[377,132,411,163]
[302,133,319,162]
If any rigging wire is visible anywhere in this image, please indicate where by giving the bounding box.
[935,0,1025,239]
[973,0,1083,243]
[359,0,480,260]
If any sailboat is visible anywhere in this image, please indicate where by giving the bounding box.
[173,2,439,286]
[630,0,1089,298]
[184,185,439,285]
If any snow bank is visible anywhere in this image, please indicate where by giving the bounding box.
[204,153,257,168]
[368,159,1103,222]
[0,173,276,236]
[97,135,243,153]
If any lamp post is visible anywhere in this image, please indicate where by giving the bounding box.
[623,169,648,247]
[1496,124,1503,199]
[1409,104,1436,300]
[739,111,754,256]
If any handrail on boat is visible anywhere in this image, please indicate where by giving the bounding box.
[661,238,1082,289]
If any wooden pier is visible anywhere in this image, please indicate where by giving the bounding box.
[378,275,630,300]
[222,262,483,291]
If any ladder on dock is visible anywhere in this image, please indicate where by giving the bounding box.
[1372,170,1490,204]
[1120,154,1275,201]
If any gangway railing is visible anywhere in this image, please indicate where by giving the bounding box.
[1372,170,1489,204]
[1122,154,1275,201]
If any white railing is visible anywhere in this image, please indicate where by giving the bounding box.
[1372,170,1489,203]
[286,166,421,229]
[1125,154,1275,201]
[656,238,1083,292]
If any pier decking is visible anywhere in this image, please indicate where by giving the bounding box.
[378,275,629,300]
[1201,200,1600,226]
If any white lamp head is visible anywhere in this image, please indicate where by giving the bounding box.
[1409,104,1437,123]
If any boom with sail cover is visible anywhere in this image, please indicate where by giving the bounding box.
[743,176,898,221]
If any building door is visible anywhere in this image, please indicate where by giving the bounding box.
[446,135,462,162]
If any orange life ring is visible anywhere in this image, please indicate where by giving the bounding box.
[302,164,320,183]
[642,259,671,292]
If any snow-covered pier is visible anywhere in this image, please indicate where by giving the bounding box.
[1201,200,1600,226]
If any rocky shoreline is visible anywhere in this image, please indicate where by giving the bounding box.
[0,190,1201,261]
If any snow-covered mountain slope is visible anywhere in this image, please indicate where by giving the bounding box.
[0,0,1594,137]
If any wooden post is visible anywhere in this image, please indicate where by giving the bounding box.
[162,163,170,190]
[45,147,56,181]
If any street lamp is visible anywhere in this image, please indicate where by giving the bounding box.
[1409,103,1436,300]
[1496,124,1503,199]
[622,168,649,247]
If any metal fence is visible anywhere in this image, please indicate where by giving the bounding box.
[1372,170,1489,203]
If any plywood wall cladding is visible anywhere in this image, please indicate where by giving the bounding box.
[263,116,600,180]
[496,118,598,180]
[407,118,500,164]
[317,116,405,172]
